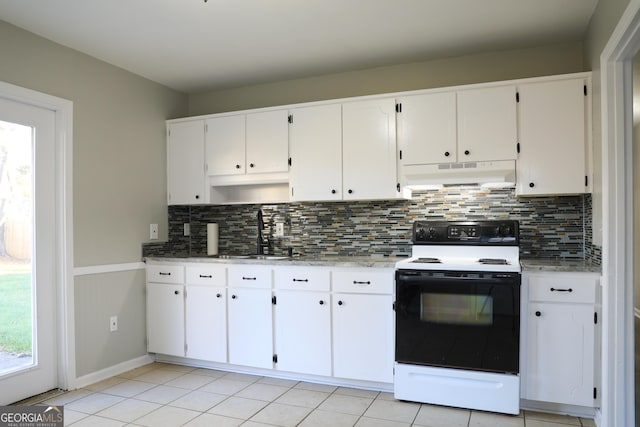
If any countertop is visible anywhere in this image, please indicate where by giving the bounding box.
[145,255,602,273]
[145,255,403,268]
[520,259,601,274]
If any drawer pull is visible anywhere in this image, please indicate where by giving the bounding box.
[319,300,325,305]
[242,277,257,281]
[231,294,237,299]
[199,274,213,278]
[550,287,573,293]
[174,290,180,295]
[293,278,309,283]
[216,293,222,298]
[338,300,344,306]
[353,280,371,285]
[535,311,541,317]
[159,272,171,276]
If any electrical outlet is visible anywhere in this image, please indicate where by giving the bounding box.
[183,223,190,236]
[110,315,118,332]
[275,222,284,237]
[150,224,158,240]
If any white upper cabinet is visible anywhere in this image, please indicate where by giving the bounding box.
[342,98,400,200]
[457,85,518,162]
[167,120,205,205]
[289,104,343,201]
[516,78,589,196]
[246,110,289,174]
[397,92,457,165]
[206,110,289,177]
[205,115,245,176]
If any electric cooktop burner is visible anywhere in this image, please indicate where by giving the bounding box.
[478,258,509,265]
[411,257,442,264]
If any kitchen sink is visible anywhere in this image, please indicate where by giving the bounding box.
[212,254,290,260]
[247,255,291,260]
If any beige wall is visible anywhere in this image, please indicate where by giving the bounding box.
[75,270,147,377]
[189,42,585,115]
[0,20,188,377]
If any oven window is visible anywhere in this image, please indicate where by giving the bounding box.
[421,293,493,326]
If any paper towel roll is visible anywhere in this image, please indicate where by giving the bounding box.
[207,223,219,255]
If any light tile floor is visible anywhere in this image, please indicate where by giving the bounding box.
[22,362,596,426]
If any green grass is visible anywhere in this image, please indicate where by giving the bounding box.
[0,270,32,355]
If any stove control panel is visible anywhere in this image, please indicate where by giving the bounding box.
[412,220,519,245]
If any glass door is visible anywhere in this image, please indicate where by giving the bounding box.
[0,97,57,404]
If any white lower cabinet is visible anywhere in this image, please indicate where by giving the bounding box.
[184,264,227,362]
[274,267,332,376]
[227,265,274,369]
[332,269,394,383]
[522,272,600,407]
[146,262,395,385]
[147,281,185,357]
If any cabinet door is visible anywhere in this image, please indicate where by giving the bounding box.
[516,79,587,195]
[275,291,331,376]
[147,283,185,356]
[246,110,289,174]
[397,92,457,165]
[457,86,517,162]
[227,287,273,369]
[525,302,595,406]
[333,293,394,383]
[205,115,246,176]
[185,285,227,362]
[289,104,342,201]
[343,98,398,200]
[167,121,205,205]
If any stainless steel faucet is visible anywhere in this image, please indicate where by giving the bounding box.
[257,209,269,255]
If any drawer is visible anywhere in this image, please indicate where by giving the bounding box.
[274,267,330,291]
[146,264,184,284]
[528,274,598,304]
[228,265,272,289]
[332,268,393,294]
[186,264,226,286]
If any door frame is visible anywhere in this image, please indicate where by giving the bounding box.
[600,1,640,425]
[0,81,74,392]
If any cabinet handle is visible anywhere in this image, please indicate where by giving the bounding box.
[338,300,344,306]
[464,150,470,155]
[250,163,255,168]
[353,280,371,285]
[159,272,171,276]
[174,290,180,295]
[529,182,535,188]
[242,277,257,281]
[216,293,222,298]
[235,164,241,169]
[319,300,325,305]
[199,274,212,278]
[231,294,237,299]
[331,189,337,194]
[348,189,353,194]
[293,278,309,283]
[550,287,573,293]
[535,311,541,317]
[444,151,450,157]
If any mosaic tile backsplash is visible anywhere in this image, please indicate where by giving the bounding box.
[143,186,601,264]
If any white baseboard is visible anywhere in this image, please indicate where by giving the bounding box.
[72,354,154,389]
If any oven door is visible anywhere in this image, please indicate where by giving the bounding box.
[395,269,520,374]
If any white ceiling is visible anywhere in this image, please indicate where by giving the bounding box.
[0,0,599,94]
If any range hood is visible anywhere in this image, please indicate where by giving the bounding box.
[400,160,516,190]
